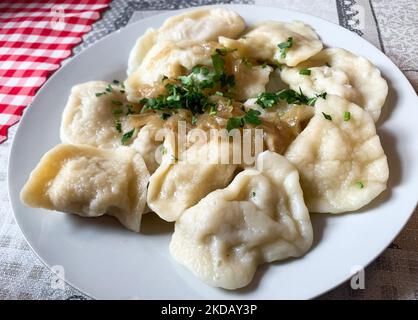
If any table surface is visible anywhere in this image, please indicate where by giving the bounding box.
[1,0,417,300]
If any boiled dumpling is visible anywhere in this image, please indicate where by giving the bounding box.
[125,40,217,102]
[131,123,166,174]
[285,95,389,213]
[170,151,313,289]
[281,48,388,121]
[233,63,273,100]
[219,21,323,66]
[20,144,149,232]
[280,65,361,106]
[60,81,134,148]
[127,8,245,75]
[147,139,238,222]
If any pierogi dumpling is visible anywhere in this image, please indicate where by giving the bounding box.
[60,81,134,148]
[233,64,273,100]
[285,95,389,213]
[281,48,388,121]
[125,40,217,102]
[131,124,164,174]
[281,65,361,105]
[170,151,313,289]
[219,21,323,66]
[127,8,246,75]
[20,144,149,232]
[147,139,238,222]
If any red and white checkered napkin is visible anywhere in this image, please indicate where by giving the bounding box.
[0,0,111,143]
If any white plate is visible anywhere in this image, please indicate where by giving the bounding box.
[8,5,418,299]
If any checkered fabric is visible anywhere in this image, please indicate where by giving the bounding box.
[0,0,111,143]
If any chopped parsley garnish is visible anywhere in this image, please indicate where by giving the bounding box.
[140,50,236,116]
[274,60,283,70]
[209,105,217,116]
[261,62,268,68]
[277,37,293,59]
[307,92,327,106]
[125,104,134,115]
[191,115,197,125]
[227,117,244,131]
[344,111,351,121]
[211,53,225,74]
[243,109,262,125]
[355,181,364,189]
[112,108,123,115]
[256,89,327,108]
[251,191,256,197]
[160,112,171,120]
[96,80,126,97]
[105,84,113,93]
[226,109,262,131]
[299,68,311,76]
[111,99,123,106]
[115,121,122,133]
[256,92,279,108]
[211,53,235,88]
[322,112,332,120]
[215,47,237,56]
[317,92,327,99]
[121,129,135,145]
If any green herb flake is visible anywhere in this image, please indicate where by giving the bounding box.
[299,68,311,76]
[274,60,283,70]
[115,121,122,133]
[111,99,123,106]
[277,37,293,59]
[211,53,225,74]
[191,115,197,125]
[307,92,327,106]
[121,129,135,145]
[317,92,327,99]
[251,191,256,198]
[105,84,113,93]
[261,62,268,68]
[95,92,104,97]
[322,112,332,121]
[209,105,217,116]
[243,109,262,125]
[355,181,364,189]
[112,79,120,85]
[125,104,134,115]
[227,117,244,131]
[344,111,351,121]
[160,113,171,120]
[112,108,123,115]
[215,47,237,56]
[256,92,279,109]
